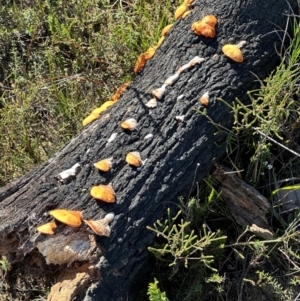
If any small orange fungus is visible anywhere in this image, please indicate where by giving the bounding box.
[111,81,131,102]
[161,24,173,37]
[84,213,114,237]
[175,4,187,20]
[126,152,142,167]
[191,21,215,38]
[182,10,192,19]
[144,46,157,60]
[191,15,217,38]
[90,184,116,203]
[121,118,138,131]
[222,44,243,62]
[49,209,83,228]
[184,0,194,4]
[199,91,209,106]
[94,158,113,172]
[37,222,57,235]
[82,113,99,127]
[134,53,147,74]
[202,15,218,27]
[100,100,115,111]
[156,36,165,48]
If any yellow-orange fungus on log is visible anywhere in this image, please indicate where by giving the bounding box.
[49,209,83,228]
[37,222,57,235]
[202,15,218,27]
[90,184,116,203]
[222,44,244,62]
[126,152,142,167]
[84,213,114,237]
[111,81,131,102]
[175,4,187,20]
[199,91,210,106]
[84,220,111,237]
[82,113,100,127]
[144,46,157,60]
[121,118,138,131]
[156,36,165,48]
[182,10,192,19]
[191,21,215,38]
[100,100,115,111]
[94,158,113,172]
[134,53,147,74]
[161,24,173,37]
[184,0,194,5]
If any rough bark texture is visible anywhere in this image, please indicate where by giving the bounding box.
[0,0,298,300]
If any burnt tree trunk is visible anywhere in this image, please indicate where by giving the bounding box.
[0,0,298,300]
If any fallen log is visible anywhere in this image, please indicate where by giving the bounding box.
[0,0,298,300]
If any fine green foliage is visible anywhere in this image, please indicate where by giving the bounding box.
[147,209,227,271]
[0,256,11,277]
[148,278,169,301]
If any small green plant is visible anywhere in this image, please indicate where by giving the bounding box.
[147,278,169,301]
[147,208,227,272]
[0,256,11,277]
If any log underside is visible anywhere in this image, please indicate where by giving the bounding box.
[0,0,298,300]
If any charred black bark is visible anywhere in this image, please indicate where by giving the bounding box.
[0,0,298,300]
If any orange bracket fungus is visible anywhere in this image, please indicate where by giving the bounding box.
[49,209,83,227]
[191,15,218,38]
[161,24,173,37]
[111,81,131,102]
[90,184,116,203]
[57,163,81,181]
[82,81,131,126]
[175,4,188,20]
[134,53,147,74]
[120,118,138,131]
[37,222,57,235]
[222,41,246,62]
[84,212,115,237]
[82,113,100,127]
[199,91,210,106]
[126,152,144,167]
[94,157,113,172]
[182,10,192,19]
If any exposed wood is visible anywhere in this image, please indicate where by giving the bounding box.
[0,0,298,300]
[212,164,274,240]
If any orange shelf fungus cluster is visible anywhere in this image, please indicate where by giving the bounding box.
[94,157,113,172]
[49,8,247,247]
[191,15,218,38]
[199,91,210,106]
[222,41,246,62]
[37,210,115,237]
[82,81,131,127]
[90,183,116,203]
[175,0,194,20]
